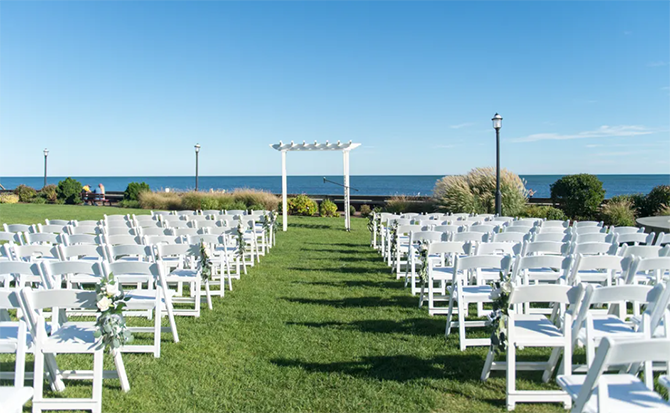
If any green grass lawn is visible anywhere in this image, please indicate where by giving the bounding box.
[1,204,567,412]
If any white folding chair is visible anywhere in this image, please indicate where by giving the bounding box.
[566,254,625,286]
[154,243,208,315]
[522,241,570,257]
[616,232,655,246]
[481,284,574,410]
[20,288,130,413]
[404,231,444,295]
[445,255,512,350]
[418,241,471,315]
[557,337,670,413]
[102,261,179,357]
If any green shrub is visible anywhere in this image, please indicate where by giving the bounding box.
[0,193,19,204]
[123,182,150,201]
[658,204,670,216]
[601,199,636,227]
[319,199,338,217]
[13,184,37,202]
[38,184,58,203]
[433,167,528,216]
[360,204,372,217]
[550,174,605,220]
[288,195,318,216]
[644,185,670,216]
[349,205,356,216]
[56,177,83,205]
[30,197,47,204]
[610,193,645,217]
[118,199,141,209]
[522,205,567,221]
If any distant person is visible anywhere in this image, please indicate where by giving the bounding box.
[528,189,536,199]
[93,183,105,206]
[81,184,91,205]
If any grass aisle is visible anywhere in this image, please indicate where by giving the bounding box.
[0,206,564,412]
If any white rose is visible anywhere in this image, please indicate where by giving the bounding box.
[501,281,513,294]
[97,296,112,312]
[106,283,120,297]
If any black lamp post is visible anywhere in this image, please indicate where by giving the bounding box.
[43,148,49,188]
[194,144,201,191]
[492,113,503,216]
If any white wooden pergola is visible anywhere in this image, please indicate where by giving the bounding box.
[270,140,361,232]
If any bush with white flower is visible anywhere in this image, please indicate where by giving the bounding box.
[488,271,513,353]
[94,273,132,351]
[199,240,213,282]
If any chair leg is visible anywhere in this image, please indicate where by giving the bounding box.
[153,304,162,358]
[165,301,180,343]
[542,347,561,383]
[458,301,467,351]
[92,350,103,413]
[112,350,130,392]
[33,349,45,411]
[481,348,495,381]
[445,296,456,337]
[506,343,516,411]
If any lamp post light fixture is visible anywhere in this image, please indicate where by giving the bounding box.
[194,144,201,191]
[492,113,503,216]
[43,148,49,188]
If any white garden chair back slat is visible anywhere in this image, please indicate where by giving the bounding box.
[616,232,655,246]
[522,241,571,256]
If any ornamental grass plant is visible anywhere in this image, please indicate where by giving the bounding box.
[600,199,637,226]
[433,167,528,216]
[137,189,279,211]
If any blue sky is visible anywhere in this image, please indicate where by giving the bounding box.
[1,1,668,177]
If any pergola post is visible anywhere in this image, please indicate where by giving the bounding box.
[281,150,288,232]
[343,149,351,231]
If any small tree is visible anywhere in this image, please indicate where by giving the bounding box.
[57,177,83,205]
[319,199,338,217]
[550,174,605,220]
[123,182,150,201]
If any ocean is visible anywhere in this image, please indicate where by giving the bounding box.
[1,175,668,198]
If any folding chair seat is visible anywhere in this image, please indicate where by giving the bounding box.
[0,313,33,413]
[418,241,471,315]
[102,261,180,357]
[557,337,670,413]
[20,288,130,413]
[445,255,512,350]
[481,284,574,410]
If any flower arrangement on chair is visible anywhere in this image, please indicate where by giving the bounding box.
[236,223,247,260]
[198,240,213,282]
[488,271,513,353]
[417,240,430,283]
[94,273,132,352]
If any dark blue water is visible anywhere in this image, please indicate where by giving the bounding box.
[1,175,668,198]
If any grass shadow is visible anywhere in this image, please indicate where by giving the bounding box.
[282,295,417,309]
[287,317,444,337]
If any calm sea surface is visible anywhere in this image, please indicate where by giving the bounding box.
[1,175,668,198]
